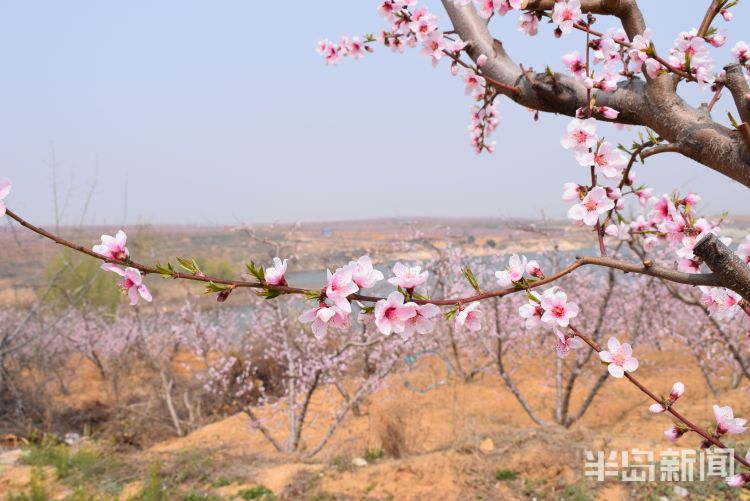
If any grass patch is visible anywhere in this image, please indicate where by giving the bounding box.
[494,469,518,481]
[237,485,276,500]
[362,449,384,462]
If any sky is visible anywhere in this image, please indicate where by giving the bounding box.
[1,1,748,226]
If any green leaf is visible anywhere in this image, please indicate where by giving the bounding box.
[361,305,375,314]
[205,281,228,293]
[728,111,739,128]
[246,261,265,283]
[177,256,201,275]
[155,262,175,278]
[257,289,283,300]
[463,267,481,293]
[444,306,458,320]
[412,292,430,301]
[303,290,322,301]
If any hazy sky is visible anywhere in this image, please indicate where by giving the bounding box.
[1,1,748,226]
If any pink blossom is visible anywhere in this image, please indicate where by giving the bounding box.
[664,425,686,442]
[350,255,384,288]
[736,235,750,263]
[409,7,438,42]
[553,327,582,358]
[326,265,359,313]
[476,54,488,67]
[402,303,441,338]
[526,260,543,278]
[629,29,653,70]
[388,262,428,289]
[721,9,733,22]
[0,178,11,216]
[713,404,748,435]
[700,286,741,320]
[540,288,579,327]
[455,302,482,332]
[728,473,750,488]
[560,118,597,152]
[264,257,288,286]
[518,292,544,328]
[670,381,685,400]
[644,58,663,78]
[299,304,348,339]
[347,37,366,58]
[562,51,586,80]
[567,187,615,226]
[421,31,447,63]
[101,264,152,305]
[93,231,130,261]
[732,41,749,65]
[517,12,539,36]
[374,291,417,335]
[551,0,582,35]
[562,182,582,202]
[649,403,666,414]
[495,254,527,287]
[598,337,638,378]
[477,0,497,18]
[463,72,486,95]
[605,223,630,241]
[575,142,626,179]
[596,106,619,119]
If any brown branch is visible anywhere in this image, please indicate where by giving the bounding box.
[639,142,687,160]
[570,325,750,469]
[6,205,725,310]
[697,0,727,38]
[694,233,750,303]
[439,0,750,188]
[724,64,750,125]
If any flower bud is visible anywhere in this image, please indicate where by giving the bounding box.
[728,473,750,487]
[649,403,666,414]
[476,54,488,67]
[670,382,685,401]
[664,425,686,442]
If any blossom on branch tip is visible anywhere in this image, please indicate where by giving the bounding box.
[93,231,129,261]
[455,302,482,331]
[598,337,638,378]
[389,262,428,289]
[0,178,12,217]
[101,264,152,305]
[374,291,417,335]
[264,257,288,286]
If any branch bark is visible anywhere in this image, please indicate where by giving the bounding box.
[694,233,750,303]
[439,1,750,188]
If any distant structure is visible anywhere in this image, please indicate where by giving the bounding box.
[321,227,334,237]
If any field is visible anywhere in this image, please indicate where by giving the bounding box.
[1,217,750,500]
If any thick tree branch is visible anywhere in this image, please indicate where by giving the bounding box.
[525,0,646,39]
[439,1,750,188]
[694,233,750,303]
[724,64,750,125]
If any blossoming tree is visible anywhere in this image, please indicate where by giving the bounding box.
[3,0,750,487]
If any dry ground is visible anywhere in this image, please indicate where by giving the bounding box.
[2,345,749,500]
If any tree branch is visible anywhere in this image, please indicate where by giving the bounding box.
[3,207,723,308]
[439,0,750,188]
[694,233,750,303]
